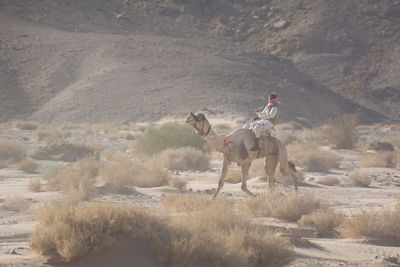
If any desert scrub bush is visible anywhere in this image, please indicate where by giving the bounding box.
[275,131,296,145]
[345,173,372,187]
[135,122,208,157]
[33,128,66,143]
[154,147,210,172]
[339,205,400,245]
[317,176,340,186]
[99,153,171,192]
[367,141,394,152]
[322,113,359,149]
[0,141,25,163]
[296,117,314,129]
[12,120,39,130]
[3,197,31,213]
[360,152,398,168]
[30,199,293,266]
[240,192,325,222]
[162,193,211,213]
[287,142,340,172]
[29,179,42,192]
[31,141,96,162]
[275,121,303,131]
[17,158,39,173]
[299,209,345,237]
[47,157,99,199]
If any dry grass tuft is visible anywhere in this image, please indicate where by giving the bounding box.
[360,152,398,168]
[17,158,39,173]
[322,113,359,149]
[99,153,171,192]
[340,205,400,245]
[317,176,340,186]
[299,209,345,236]
[155,147,210,172]
[168,177,187,190]
[240,192,325,222]
[31,141,96,162]
[287,143,340,172]
[30,199,293,265]
[29,179,42,192]
[3,197,31,213]
[12,120,39,130]
[162,193,211,213]
[47,157,99,199]
[346,173,372,187]
[367,141,394,152]
[0,141,25,163]
[225,169,243,184]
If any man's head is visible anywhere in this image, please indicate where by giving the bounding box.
[269,92,278,100]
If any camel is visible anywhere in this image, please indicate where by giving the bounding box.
[186,112,298,199]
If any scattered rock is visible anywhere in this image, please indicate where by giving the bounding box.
[273,20,290,30]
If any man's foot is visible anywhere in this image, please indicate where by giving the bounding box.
[249,138,260,151]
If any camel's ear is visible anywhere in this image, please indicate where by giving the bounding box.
[190,112,198,121]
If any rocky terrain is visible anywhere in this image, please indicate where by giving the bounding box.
[1,0,399,124]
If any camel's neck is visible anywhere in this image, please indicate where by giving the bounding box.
[204,127,226,153]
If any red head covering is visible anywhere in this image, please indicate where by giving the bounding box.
[268,92,280,106]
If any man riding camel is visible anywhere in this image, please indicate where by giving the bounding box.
[243,92,280,151]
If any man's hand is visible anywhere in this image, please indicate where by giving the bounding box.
[255,107,264,113]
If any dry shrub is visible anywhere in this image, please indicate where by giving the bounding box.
[12,120,39,130]
[0,141,25,163]
[225,169,243,184]
[117,131,136,140]
[135,122,208,157]
[33,129,64,143]
[240,192,325,222]
[47,157,99,199]
[340,205,400,245]
[17,158,39,173]
[30,200,293,266]
[322,113,359,149]
[317,176,340,186]
[287,143,340,172]
[168,177,187,190]
[214,123,232,133]
[296,117,314,129]
[346,173,372,187]
[29,179,42,192]
[299,209,345,236]
[360,152,398,168]
[3,197,31,213]
[274,132,296,145]
[162,193,211,213]
[155,147,210,172]
[99,153,171,192]
[275,121,303,131]
[367,141,394,152]
[32,141,96,162]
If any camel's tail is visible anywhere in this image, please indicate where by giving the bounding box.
[288,161,297,173]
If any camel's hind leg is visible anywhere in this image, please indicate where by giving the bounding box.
[265,155,278,191]
[240,161,255,197]
[280,165,298,192]
[213,157,231,199]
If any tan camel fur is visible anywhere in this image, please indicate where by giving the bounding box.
[186,112,298,198]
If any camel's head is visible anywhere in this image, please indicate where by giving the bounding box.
[186,112,211,136]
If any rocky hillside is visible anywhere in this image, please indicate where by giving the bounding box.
[0,0,398,124]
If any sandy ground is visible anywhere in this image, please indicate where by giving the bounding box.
[0,123,399,266]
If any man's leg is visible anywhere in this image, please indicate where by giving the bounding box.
[250,122,262,151]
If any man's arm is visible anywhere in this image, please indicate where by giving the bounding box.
[257,106,277,120]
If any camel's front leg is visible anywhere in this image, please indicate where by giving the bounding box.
[265,155,278,191]
[213,157,231,199]
[240,161,255,197]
